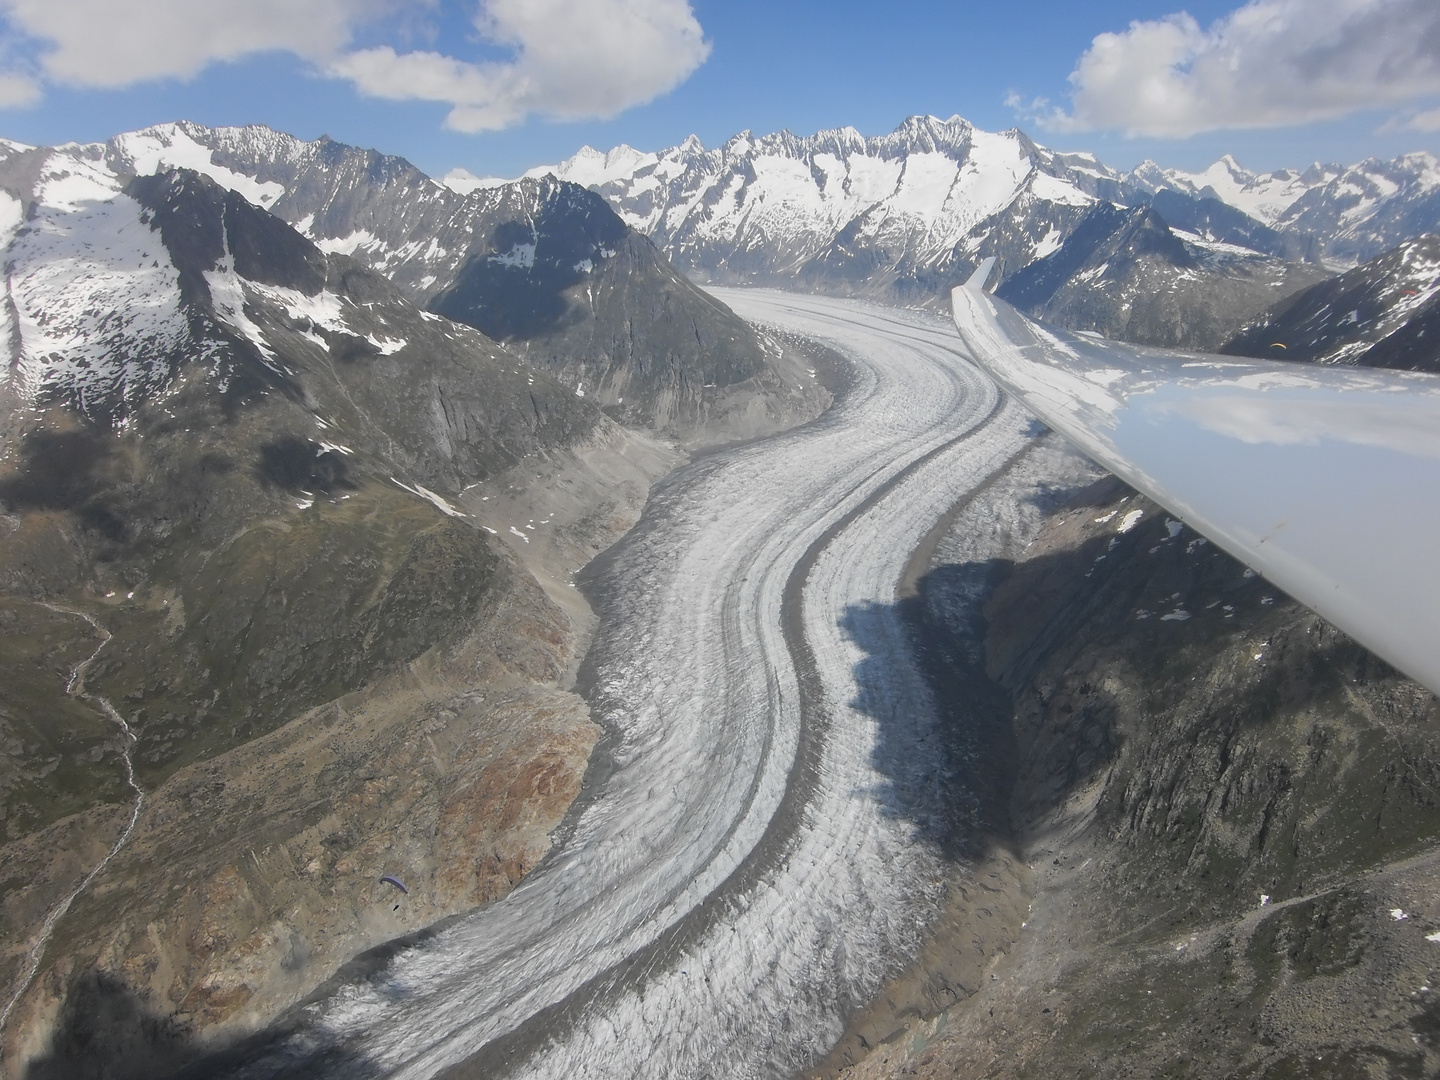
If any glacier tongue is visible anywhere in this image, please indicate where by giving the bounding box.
[213,293,1034,1080]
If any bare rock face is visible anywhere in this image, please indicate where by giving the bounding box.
[831,475,1440,1080]
[1223,233,1440,372]
[996,204,1330,350]
[427,178,777,437]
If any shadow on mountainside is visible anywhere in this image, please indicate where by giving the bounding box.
[0,428,129,544]
[430,201,629,343]
[820,475,1440,1078]
[841,475,1431,872]
[20,969,384,1080]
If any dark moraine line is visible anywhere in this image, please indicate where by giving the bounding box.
[435,374,1009,1080]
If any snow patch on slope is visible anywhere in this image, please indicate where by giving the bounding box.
[489,241,536,268]
[0,191,24,373]
[392,478,465,517]
[314,230,380,257]
[9,186,190,409]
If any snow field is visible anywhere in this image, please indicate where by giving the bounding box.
[10,182,190,411]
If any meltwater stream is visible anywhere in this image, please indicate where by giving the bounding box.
[228,293,1036,1079]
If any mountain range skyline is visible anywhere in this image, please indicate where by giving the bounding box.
[1,1,1437,183]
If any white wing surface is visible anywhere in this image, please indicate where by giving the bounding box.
[951,259,1440,696]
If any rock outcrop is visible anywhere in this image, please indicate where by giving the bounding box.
[0,167,675,1074]
[825,454,1440,1080]
[1224,233,1440,372]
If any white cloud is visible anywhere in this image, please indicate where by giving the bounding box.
[0,0,709,132]
[0,0,389,86]
[331,0,711,132]
[1398,105,1440,132]
[1032,0,1440,137]
[0,69,38,106]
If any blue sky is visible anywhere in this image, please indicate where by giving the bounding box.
[1,0,1438,180]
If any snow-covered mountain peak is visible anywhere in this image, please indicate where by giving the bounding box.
[723,130,758,155]
[1154,155,1316,226]
[109,121,293,208]
[875,113,975,157]
[1125,150,1438,262]
[1397,151,1440,190]
[534,143,660,189]
[515,114,1119,295]
[439,168,510,194]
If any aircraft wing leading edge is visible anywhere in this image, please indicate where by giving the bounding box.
[950,262,1440,698]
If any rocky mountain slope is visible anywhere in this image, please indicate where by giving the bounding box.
[79,121,816,441]
[535,116,1120,301]
[0,160,685,1073]
[823,454,1440,1080]
[1223,234,1440,372]
[541,115,1438,285]
[995,204,1329,349]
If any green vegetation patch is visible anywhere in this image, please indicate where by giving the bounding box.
[89,483,502,787]
[0,598,131,840]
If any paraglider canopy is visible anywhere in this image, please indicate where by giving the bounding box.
[380,875,409,894]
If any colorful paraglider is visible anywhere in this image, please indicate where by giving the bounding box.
[380,875,409,910]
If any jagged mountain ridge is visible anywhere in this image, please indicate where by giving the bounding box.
[530,116,1439,308]
[1223,234,1440,372]
[995,203,1330,350]
[34,120,784,437]
[536,116,1116,303]
[0,146,599,480]
[1133,152,1440,266]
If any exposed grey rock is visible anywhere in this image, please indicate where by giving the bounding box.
[1223,233,1440,372]
[831,472,1440,1080]
[90,122,776,438]
[996,204,1329,349]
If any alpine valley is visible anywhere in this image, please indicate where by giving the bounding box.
[0,120,828,1073]
[0,111,1438,1080]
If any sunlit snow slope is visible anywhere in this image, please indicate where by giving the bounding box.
[222,295,1035,1080]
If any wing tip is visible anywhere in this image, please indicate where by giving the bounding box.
[963,257,997,292]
